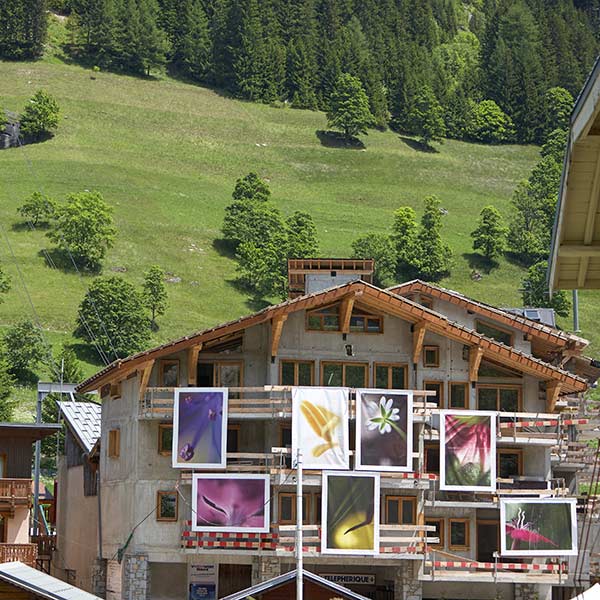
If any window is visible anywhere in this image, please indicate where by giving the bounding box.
[475,321,513,347]
[0,454,5,478]
[278,493,311,524]
[156,491,178,521]
[315,493,321,524]
[478,361,521,378]
[449,382,469,409]
[0,514,6,543]
[159,360,180,387]
[227,425,240,453]
[423,346,440,367]
[197,361,243,398]
[385,496,416,525]
[420,296,433,310]
[307,305,340,331]
[349,308,383,334]
[477,385,521,412]
[108,429,120,458]
[158,424,173,456]
[426,518,444,548]
[280,360,314,386]
[497,449,522,479]
[321,362,368,387]
[375,363,407,389]
[424,381,444,408]
[424,444,439,474]
[449,519,470,550]
[280,424,292,468]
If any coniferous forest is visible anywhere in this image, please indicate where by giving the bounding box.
[1,0,599,144]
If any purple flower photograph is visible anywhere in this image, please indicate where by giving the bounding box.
[191,474,270,533]
[172,388,228,469]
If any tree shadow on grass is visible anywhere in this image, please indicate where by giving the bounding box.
[462,252,500,275]
[37,248,100,275]
[11,221,32,232]
[69,342,111,369]
[315,130,365,149]
[398,136,438,153]
[212,238,237,260]
[225,277,271,313]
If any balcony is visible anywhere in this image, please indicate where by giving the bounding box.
[0,543,37,567]
[181,521,436,559]
[0,478,32,515]
[421,550,569,584]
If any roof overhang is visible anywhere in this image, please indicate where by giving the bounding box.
[77,281,589,396]
[220,569,371,600]
[549,56,600,291]
[0,422,61,441]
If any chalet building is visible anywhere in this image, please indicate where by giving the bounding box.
[54,402,101,594]
[0,423,61,569]
[69,260,598,600]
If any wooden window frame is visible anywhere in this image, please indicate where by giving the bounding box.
[476,384,522,412]
[314,493,321,524]
[424,443,440,474]
[156,491,178,522]
[423,345,440,367]
[108,429,120,458]
[158,359,180,387]
[426,517,444,548]
[348,309,384,334]
[475,320,514,347]
[420,296,434,310]
[423,380,444,409]
[385,495,416,525]
[279,360,315,386]
[157,424,173,456]
[449,382,469,409]
[278,492,311,525]
[0,513,7,543]
[306,304,341,332]
[279,423,292,448]
[374,363,408,390]
[497,448,523,478]
[320,361,369,387]
[448,518,470,550]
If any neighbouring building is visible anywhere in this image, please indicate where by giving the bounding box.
[54,401,101,594]
[67,260,599,600]
[0,423,61,570]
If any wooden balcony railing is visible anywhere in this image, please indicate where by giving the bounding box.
[0,478,32,515]
[0,543,37,567]
[181,521,436,557]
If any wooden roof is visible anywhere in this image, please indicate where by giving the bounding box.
[76,281,588,395]
[388,280,588,351]
[550,56,600,290]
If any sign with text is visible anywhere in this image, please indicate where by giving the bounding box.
[322,574,376,586]
[189,564,218,600]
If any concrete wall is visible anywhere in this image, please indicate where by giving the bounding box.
[6,506,29,543]
[54,457,99,592]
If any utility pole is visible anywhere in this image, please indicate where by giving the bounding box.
[295,448,303,600]
[573,289,580,332]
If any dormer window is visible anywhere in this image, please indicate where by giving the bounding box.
[306,304,383,333]
[475,320,513,347]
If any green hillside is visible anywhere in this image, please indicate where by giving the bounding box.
[1,55,598,390]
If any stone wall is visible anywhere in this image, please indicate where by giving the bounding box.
[123,554,150,600]
[91,559,107,598]
[252,557,280,585]
[394,563,422,600]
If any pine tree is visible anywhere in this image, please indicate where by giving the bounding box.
[471,205,507,261]
[287,37,318,109]
[0,0,47,59]
[172,0,211,81]
[411,196,452,281]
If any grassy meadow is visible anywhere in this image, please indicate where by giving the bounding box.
[1,25,598,409]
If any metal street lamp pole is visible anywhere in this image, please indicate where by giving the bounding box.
[295,448,303,600]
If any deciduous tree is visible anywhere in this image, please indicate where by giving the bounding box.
[326,73,374,139]
[285,211,318,259]
[407,86,445,146]
[2,319,46,382]
[391,206,417,278]
[17,191,57,226]
[351,233,397,287]
[471,205,507,261]
[0,263,10,304]
[76,276,150,358]
[143,265,168,329]
[47,190,116,270]
[20,90,60,141]
[521,261,570,318]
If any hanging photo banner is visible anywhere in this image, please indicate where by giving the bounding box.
[321,471,380,555]
[356,389,413,472]
[440,410,496,491]
[500,498,578,557]
[292,387,349,470]
[191,474,270,533]
[173,388,228,469]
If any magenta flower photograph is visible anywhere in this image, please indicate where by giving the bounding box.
[172,388,228,469]
[500,499,577,556]
[191,474,270,533]
[356,390,412,472]
[440,410,496,491]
